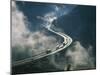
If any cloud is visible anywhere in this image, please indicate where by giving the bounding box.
[48,41,95,71]
[65,41,95,70]
[12,1,59,61]
[12,1,30,47]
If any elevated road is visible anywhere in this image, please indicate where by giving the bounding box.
[12,24,72,67]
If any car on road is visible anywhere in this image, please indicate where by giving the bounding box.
[46,49,51,54]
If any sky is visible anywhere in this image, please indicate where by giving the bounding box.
[12,0,96,74]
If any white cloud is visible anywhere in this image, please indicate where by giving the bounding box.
[65,41,95,70]
[12,1,59,61]
[44,41,95,71]
[12,1,30,47]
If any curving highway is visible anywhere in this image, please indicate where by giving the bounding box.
[12,24,72,67]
